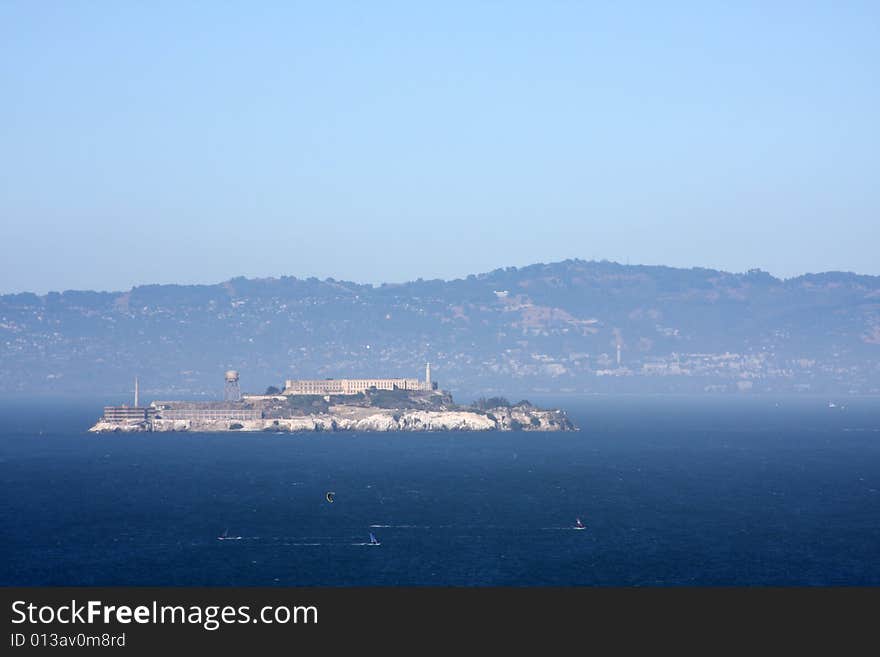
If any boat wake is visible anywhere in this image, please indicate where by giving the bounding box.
[217,529,245,540]
[542,524,588,531]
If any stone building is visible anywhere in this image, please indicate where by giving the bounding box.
[283,363,436,396]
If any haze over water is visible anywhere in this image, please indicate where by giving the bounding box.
[2,396,879,586]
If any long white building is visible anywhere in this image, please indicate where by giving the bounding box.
[283,363,435,396]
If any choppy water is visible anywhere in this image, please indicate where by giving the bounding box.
[1,395,879,585]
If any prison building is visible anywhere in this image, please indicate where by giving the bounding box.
[150,401,262,422]
[155,407,262,421]
[102,406,156,422]
[283,377,434,396]
[283,364,436,396]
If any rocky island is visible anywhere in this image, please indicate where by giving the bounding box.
[90,369,577,433]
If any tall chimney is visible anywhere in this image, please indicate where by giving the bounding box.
[425,362,431,387]
[134,376,139,408]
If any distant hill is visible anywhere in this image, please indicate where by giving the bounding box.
[2,259,879,397]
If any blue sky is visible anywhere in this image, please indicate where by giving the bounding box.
[1,2,878,293]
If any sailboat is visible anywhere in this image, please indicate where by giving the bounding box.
[218,528,243,541]
[369,532,381,546]
[574,518,586,530]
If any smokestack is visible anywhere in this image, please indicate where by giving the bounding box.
[426,362,431,387]
[134,376,139,408]
[616,343,621,367]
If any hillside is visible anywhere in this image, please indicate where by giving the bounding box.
[2,259,879,396]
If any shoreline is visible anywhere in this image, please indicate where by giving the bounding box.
[89,405,577,433]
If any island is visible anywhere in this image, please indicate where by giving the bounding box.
[89,367,577,433]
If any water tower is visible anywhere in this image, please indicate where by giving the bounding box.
[224,370,241,402]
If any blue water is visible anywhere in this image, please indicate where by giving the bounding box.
[2,396,879,586]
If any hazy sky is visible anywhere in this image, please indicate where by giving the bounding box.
[2,2,878,293]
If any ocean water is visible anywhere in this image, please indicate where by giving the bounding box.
[1,396,879,586]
